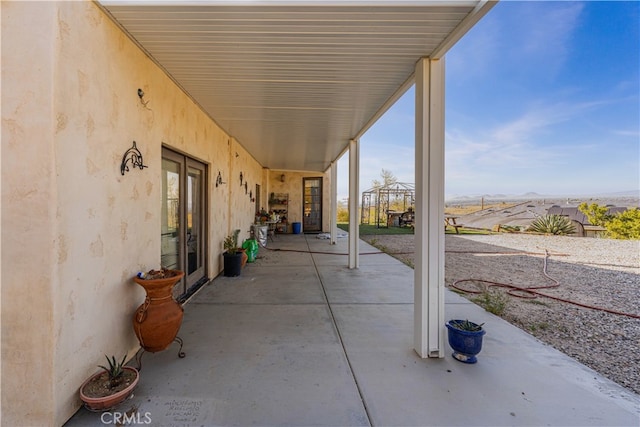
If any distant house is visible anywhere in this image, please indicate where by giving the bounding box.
[547,206,627,237]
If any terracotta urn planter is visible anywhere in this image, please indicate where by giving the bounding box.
[79,366,139,411]
[237,248,249,267]
[133,269,185,353]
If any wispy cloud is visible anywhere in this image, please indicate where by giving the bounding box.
[612,129,640,138]
[445,98,612,194]
[450,2,584,82]
[491,99,609,144]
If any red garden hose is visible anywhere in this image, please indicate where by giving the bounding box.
[451,250,640,320]
[258,240,639,319]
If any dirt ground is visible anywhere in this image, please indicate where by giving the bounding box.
[361,233,640,395]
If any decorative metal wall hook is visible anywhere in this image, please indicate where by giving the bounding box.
[137,88,150,108]
[120,141,147,175]
[244,182,248,194]
[240,171,243,186]
[215,171,226,187]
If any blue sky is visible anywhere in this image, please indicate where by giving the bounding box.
[337,1,639,200]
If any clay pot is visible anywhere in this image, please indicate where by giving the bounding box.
[79,367,139,411]
[133,270,185,353]
[237,248,249,267]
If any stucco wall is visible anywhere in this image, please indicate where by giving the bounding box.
[227,138,264,252]
[1,2,58,423]
[2,1,269,424]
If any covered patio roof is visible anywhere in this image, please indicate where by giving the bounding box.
[97,0,495,172]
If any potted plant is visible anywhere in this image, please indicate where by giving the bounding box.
[445,319,486,364]
[223,229,242,277]
[79,355,139,411]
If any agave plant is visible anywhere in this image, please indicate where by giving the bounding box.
[98,355,127,389]
[449,319,484,332]
[527,215,576,235]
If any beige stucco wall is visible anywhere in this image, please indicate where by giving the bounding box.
[1,1,273,424]
[227,138,265,247]
[2,2,58,423]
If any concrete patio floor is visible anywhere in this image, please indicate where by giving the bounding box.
[67,234,639,426]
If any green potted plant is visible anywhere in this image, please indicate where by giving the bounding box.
[79,355,139,411]
[223,229,242,276]
[445,319,486,364]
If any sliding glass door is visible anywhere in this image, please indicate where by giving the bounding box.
[161,148,207,298]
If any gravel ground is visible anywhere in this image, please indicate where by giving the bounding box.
[361,233,640,395]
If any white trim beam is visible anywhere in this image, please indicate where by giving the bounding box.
[431,1,497,59]
[348,139,360,269]
[414,57,445,358]
[330,161,338,245]
[353,74,415,142]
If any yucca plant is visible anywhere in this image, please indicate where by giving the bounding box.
[98,355,127,389]
[527,215,576,235]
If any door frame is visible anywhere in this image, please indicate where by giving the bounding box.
[302,177,323,233]
[161,147,208,297]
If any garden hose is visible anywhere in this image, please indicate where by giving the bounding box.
[451,250,640,320]
[257,240,639,319]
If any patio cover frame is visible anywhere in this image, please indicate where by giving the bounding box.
[97,0,496,358]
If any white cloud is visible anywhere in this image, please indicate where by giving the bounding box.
[612,129,640,138]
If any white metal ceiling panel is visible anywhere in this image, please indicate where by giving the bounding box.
[98,1,494,171]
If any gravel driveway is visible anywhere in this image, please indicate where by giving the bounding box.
[361,233,640,395]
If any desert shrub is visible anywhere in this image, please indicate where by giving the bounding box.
[499,225,523,233]
[606,208,640,239]
[337,206,349,222]
[578,202,640,240]
[578,202,613,226]
[528,215,576,235]
[473,289,508,316]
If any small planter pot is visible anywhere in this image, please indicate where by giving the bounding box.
[223,252,242,277]
[446,319,486,364]
[79,367,139,411]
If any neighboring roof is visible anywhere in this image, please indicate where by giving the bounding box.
[97,1,495,172]
[547,206,628,226]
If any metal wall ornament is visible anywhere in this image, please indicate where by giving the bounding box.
[240,171,244,186]
[120,141,148,175]
[244,182,248,194]
[216,171,226,187]
[137,88,151,109]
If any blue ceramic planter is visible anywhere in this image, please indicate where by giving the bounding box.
[446,320,486,364]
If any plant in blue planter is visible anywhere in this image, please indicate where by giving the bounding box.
[446,319,486,364]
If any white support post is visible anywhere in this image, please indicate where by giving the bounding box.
[330,161,338,245]
[348,139,360,269]
[414,57,446,358]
